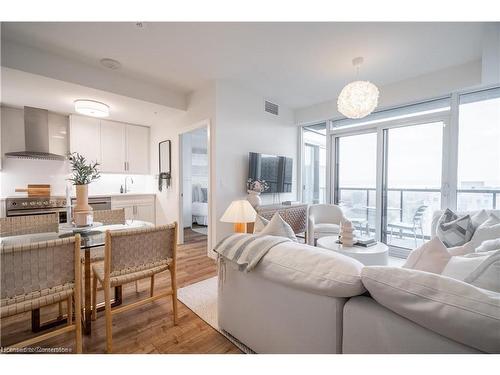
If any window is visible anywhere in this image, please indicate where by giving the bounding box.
[335,132,377,235]
[302,123,327,204]
[457,88,500,211]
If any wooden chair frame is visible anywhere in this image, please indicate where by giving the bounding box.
[92,223,178,353]
[3,235,82,353]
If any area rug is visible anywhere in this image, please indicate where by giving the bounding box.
[177,276,254,353]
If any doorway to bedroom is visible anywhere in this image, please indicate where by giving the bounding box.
[179,126,209,244]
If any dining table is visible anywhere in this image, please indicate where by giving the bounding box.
[0,219,154,335]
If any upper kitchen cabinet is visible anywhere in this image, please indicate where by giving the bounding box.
[126,124,150,174]
[69,115,101,163]
[69,114,150,174]
[100,119,126,172]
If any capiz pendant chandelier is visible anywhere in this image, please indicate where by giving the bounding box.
[337,57,379,119]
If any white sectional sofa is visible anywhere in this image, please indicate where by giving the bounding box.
[217,238,499,354]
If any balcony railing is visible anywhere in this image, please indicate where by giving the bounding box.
[337,186,500,244]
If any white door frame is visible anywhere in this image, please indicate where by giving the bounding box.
[177,119,214,255]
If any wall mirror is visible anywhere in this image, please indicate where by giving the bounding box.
[158,140,172,191]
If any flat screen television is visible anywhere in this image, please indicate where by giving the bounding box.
[248,152,293,194]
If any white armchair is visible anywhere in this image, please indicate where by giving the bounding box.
[307,204,346,246]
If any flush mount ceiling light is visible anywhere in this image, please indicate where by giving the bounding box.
[337,57,379,119]
[100,58,122,70]
[74,99,110,118]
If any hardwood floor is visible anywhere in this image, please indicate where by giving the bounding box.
[0,229,241,354]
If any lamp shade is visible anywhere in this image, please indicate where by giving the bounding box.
[337,80,379,119]
[220,200,256,223]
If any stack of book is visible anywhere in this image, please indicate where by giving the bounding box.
[355,237,377,247]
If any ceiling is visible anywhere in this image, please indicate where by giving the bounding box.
[1,22,488,109]
[1,67,183,126]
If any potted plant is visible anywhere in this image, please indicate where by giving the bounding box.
[246,178,270,208]
[68,152,100,226]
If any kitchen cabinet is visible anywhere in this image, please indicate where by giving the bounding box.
[111,194,156,224]
[69,115,101,163]
[69,115,150,174]
[126,125,150,174]
[100,120,126,172]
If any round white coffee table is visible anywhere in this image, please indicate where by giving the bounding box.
[316,236,389,266]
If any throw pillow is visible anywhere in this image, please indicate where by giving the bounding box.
[361,266,500,353]
[436,208,474,247]
[471,209,489,229]
[469,213,500,248]
[253,215,270,234]
[403,237,451,274]
[258,213,297,242]
[476,238,500,253]
[463,249,500,292]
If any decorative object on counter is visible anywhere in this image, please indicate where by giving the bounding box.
[220,200,257,233]
[68,152,101,227]
[120,185,124,194]
[15,184,51,197]
[246,178,270,208]
[158,140,172,191]
[339,219,355,247]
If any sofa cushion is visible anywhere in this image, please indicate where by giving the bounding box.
[314,223,340,234]
[471,209,490,229]
[469,213,500,248]
[259,213,297,242]
[255,241,366,298]
[476,238,500,253]
[436,209,474,247]
[403,237,451,274]
[441,250,500,292]
[361,266,500,353]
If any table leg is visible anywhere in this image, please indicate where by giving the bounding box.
[83,249,91,335]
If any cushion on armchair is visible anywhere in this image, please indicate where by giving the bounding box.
[361,266,500,353]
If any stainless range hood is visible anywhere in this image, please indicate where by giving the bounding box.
[5,106,66,161]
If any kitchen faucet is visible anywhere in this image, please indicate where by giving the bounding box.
[124,176,134,193]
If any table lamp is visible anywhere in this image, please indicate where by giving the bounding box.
[220,199,257,233]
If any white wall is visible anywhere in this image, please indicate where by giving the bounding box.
[0,106,154,197]
[149,83,216,235]
[294,60,482,125]
[214,80,298,242]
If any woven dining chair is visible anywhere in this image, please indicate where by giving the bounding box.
[88,209,126,262]
[91,223,178,353]
[0,235,82,353]
[0,213,59,236]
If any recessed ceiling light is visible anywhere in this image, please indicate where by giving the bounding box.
[100,58,122,70]
[74,99,110,118]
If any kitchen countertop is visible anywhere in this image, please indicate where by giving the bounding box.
[1,192,156,200]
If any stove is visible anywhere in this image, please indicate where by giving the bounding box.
[6,196,68,223]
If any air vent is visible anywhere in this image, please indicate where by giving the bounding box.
[264,100,279,116]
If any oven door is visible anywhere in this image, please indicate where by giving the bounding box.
[7,209,67,223]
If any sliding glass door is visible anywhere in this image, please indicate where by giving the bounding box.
[334,132,377,236]
[382,121,444,251]
[457,88,500,210]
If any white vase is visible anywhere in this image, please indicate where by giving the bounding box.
[246,190,262,208]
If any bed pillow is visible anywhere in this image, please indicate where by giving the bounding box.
[361,266,500,353]
[253,215,270,234]
[259,213,297,242]
[403,237,451,274]
[436,209,474,247]
[469,213,500,248]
